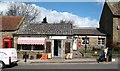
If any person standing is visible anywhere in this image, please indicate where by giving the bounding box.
[24,52,27,62]
[104,47,109,62]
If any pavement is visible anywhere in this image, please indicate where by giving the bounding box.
[17,58,118,65]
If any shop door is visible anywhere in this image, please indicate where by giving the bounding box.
[64,39,72,54]
[46,40,52,53]
[45,39,52,58]
[54,40,62,57]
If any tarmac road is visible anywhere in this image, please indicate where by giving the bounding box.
[1,58,119,71]
[3,62,119,69]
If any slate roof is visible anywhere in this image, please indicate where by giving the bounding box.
[106,2,120,16]
[16,23,72,35]
[73,28,106,36]
[0,16,24,31]
[16,23,105,36]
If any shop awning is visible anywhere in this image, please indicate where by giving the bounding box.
[17,37,45,45]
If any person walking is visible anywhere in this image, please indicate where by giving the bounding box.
[24,52,27,62]
[104,47,109,62]
[97,50,105,63]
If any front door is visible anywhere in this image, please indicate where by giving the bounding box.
[54,40,62,57]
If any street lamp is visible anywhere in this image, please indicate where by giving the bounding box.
[84,36,87,53]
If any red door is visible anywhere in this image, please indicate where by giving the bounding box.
[2,38,12,48]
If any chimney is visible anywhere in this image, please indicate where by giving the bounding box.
[42,17,48,23]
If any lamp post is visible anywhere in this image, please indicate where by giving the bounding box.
[85,36,87,53]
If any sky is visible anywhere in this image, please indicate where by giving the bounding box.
[0,1,117,28]
[26,2,103,21]
[0,0,119,28]
[0,2,105,27]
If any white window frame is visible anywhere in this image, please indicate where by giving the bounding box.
[98,38,105,46]
[81,38,89,45]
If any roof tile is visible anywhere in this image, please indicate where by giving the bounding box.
[0,16,24,31]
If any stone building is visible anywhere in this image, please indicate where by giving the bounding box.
[14,23,73,59]
[0,16,25,48]
[13,20,106,59]
[73,28,106,51]
[0,16,107,59]
[99,2,120,48]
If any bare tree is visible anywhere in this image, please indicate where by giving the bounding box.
[60,20,74,24]
[6,2,40,23]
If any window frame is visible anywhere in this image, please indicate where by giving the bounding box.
[98,38,105,46]
[81,37,89,45]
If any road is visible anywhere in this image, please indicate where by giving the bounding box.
[2,63,119,69]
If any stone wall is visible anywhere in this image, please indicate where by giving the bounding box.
[113,18,120,47]
[77,36,106,51]
[118,18,120,43]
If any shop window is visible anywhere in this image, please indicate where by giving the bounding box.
[22,45,31,50]
[46,42,51,53]
[33,45,44,50]
[81,38,89,45]
[98,38,105,45]
[17,44,44,50]
[65,42,70,54]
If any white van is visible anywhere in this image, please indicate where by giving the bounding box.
[0,48,18,69]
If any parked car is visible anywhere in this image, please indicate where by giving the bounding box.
[0,48,18,69]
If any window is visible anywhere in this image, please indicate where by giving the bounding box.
[98,38,105,45]
[22,45,31,50]
[81,38,89,45]
[33,45,44,50]
[46,42,51,53]
[65,42,71,54]
[17,44,44,51]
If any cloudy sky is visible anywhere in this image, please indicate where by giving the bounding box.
[30,2,104,27]
[0,1,119,28]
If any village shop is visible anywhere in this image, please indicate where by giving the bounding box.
[14,23,73,59]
